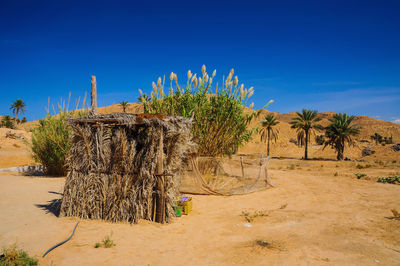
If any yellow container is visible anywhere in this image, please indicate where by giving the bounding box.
[177,196,192,215]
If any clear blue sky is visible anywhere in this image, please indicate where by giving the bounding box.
[1,0,399,123]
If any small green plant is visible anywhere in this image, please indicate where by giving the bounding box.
[287,164,295,170]
[356,164,371,169]
[0,244,38,266]
[354,173,367,179]
[377,175,400,184]
[95,233,116,248]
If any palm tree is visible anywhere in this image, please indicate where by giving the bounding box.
[10,99,26,121]
[259,114,279,156]
[290,109,323,160]
[119,101,129,113]
[323,113,360,160]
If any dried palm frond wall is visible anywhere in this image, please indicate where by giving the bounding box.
[59,113,195,223]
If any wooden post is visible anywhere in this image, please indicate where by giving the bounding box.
[91,75,97,114]
[240,156,245,179]
[155,127,165,223]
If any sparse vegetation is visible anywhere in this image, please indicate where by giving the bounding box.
[95,233,116,248]
[356,164,371,169]
[323,113,360,161]
[1,115,15,129]
[142,65,267,156]
[0,244,38,266]
[370,133,383,145]
[377,175,400,184]
[241,210,269,223]
[290,109,323,160]
[287,164,295,170]
[259,114,279,156]
[354,173,367,179]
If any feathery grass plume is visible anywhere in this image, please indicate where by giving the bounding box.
[170,72,174,82]
[205,73,209,83]
[202,64,206,75]
[250,102,254,109]
[138,89,143,95]
[234,76,238,87]
[248,90,254,98]
[157,77,162,87]
[212,69,216,78]
[143,65,263,156]
[152,81,157,91]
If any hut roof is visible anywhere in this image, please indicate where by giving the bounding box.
[68,113,191,127]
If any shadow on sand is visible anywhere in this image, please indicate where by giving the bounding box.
[35,192,62,217]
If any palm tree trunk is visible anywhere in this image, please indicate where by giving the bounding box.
[336,138,345,160]
[305,130,309,160]
[267,128,271,156]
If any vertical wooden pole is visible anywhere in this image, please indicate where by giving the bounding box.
[155,127,165,223]
[240,156,244,179]
[91,75,97,114]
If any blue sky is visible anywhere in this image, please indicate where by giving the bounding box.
[0,0,399,123]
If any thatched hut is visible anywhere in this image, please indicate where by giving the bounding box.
[59,112,195,223]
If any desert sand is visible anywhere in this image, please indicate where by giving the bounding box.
[0,158,399,265]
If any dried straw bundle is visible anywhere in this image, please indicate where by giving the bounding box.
[60,113,195,223]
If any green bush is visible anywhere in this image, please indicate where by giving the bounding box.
[1,115,15,129]
[0,244,38,266]
[141,66,270,157]
[31,110,72,176]
[31,97,87,176]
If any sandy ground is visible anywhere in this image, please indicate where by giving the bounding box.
[1,158,399,266]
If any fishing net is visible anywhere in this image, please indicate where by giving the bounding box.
[179,155,272,196]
